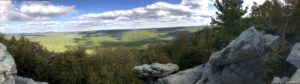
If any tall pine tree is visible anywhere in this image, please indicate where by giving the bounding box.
[211,0,249,36]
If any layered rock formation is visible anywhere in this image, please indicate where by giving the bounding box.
[0,43,48,84]
[134,27,300,84]
[133,63,179,84]
[197,27,283,84]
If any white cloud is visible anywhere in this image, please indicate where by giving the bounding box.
[0,1,31,21]
[181,0,214,10]
[243,0,267,8]
[2,0,275,33]
[0,0,76,21]
[80,1,198,21]
[20,2,76,19]
[77,0,214,31]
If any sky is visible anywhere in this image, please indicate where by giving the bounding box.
[0,0,268,33]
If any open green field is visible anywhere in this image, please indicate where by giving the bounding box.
[7,26,203,52]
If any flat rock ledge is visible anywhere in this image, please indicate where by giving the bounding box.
[133,63,179,84]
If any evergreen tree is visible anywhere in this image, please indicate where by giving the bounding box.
[211,0,249,36]
[9,36,17,46]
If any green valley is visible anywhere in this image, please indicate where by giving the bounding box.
[7,27,202,52]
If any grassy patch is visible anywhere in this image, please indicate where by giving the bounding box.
[121,30,161,41]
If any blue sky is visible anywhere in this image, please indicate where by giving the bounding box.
[0,0,266,33]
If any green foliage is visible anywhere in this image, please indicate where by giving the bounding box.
[250,0,300,42]
[212,0,249,36]
[156,27,230,69]
[45,47,171,84]
[259,40,290,83]
[0,36,51,80]
[251,0,284,35]
[286,0,300,41]
[0,35,172,84]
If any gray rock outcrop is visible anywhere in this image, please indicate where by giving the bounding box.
[197,27,282,84]
[133,63,179,84]
[0,43,48,84]
[209,27,280,65]
[134,27,295,84]
[0,43,17,84]
[155,65,203,84]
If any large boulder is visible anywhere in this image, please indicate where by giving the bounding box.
[133,63,179,84]
[209,27,280,65]
[287,43,300,68]
[0,43,48,84]
[196,27,282,84]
